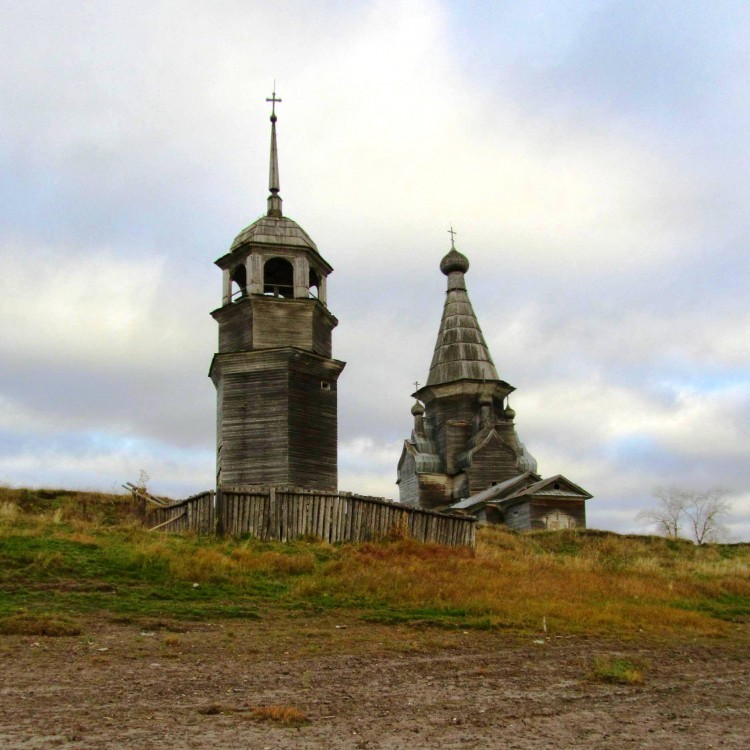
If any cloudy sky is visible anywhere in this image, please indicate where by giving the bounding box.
[2,0,749,538]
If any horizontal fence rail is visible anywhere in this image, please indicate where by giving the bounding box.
[147,486,476,548]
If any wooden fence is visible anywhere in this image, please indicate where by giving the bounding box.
[217,486,476,548]
[146,491,215,533]
[146,486,476,548]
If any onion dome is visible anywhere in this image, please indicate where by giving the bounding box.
[504,405,516,420]
[411,400,425,416]
[440,248,470,275]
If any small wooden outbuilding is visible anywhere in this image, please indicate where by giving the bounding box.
[447,473,591,530]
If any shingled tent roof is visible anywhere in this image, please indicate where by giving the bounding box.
[425,245,500,387]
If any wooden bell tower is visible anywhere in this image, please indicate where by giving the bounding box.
[209,90,345,490]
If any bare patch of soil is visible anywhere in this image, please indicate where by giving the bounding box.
[0,612,748,749]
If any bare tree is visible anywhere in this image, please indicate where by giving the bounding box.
[637,486,732,544]
[636,486,686,538]
[682,487,731,544]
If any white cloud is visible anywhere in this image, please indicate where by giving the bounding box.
[0,239,213,374]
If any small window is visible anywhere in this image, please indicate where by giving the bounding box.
[263,257,294,297]
[321,381,331,391]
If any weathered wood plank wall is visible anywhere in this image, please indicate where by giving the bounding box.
[148,486,476,547]
[216,486,476,548]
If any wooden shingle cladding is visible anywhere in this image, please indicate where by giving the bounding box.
[498,497,586,531]
[210,348,344,490]
[412,382,517,505]
[212,296,336,358]
[425,265,499,387]
[210,108,347,497]
[287,353,344,489]
[400,246,592,527]
[463,430,520,494]
[210,221,344,493]
[396,450,420,507]
[397,460,451,510]
[416,472,452,510]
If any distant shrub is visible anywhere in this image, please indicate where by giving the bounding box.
[592,656,644,684]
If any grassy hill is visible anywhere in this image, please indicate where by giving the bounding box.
[1,486,749,640]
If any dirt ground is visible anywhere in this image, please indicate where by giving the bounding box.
[1,612,748,749]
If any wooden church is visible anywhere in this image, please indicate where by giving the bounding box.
[397,240,592,530]
[209,92,345,491]
[207,89,590,534]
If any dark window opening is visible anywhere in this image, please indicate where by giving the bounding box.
[230,264,247,300]
[263,257,294,297]
[309,268,321,299]
[321,381,331,391]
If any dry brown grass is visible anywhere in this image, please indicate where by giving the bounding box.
[2,493,749,640]
[292,529,750,637]
[248,704,307,725]
[230,548,317,575]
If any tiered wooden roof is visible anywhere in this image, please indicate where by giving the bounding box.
[425,246,500,387]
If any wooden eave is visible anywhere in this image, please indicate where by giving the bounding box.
[496,474,593,505]
[448,472,540,512]
[414,379,515,404]
[208,346,346,381]
[527,474,593,500]
[210,295,339,326]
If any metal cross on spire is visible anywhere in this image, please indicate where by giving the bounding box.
[266,83,283,217]
[266,83,282,119]
[448,225,457,248]
[413,380,421,392]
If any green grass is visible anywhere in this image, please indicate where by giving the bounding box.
[0,488,749,640]
[591,656,644,684]
[0,613,82,637]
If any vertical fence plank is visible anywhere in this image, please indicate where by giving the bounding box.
[151,486,476,548]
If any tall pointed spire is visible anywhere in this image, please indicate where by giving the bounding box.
[425,232,499,387]
[266,86,283,218]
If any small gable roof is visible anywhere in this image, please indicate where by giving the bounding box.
[448,472,540,511]
[498,474,593,503]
